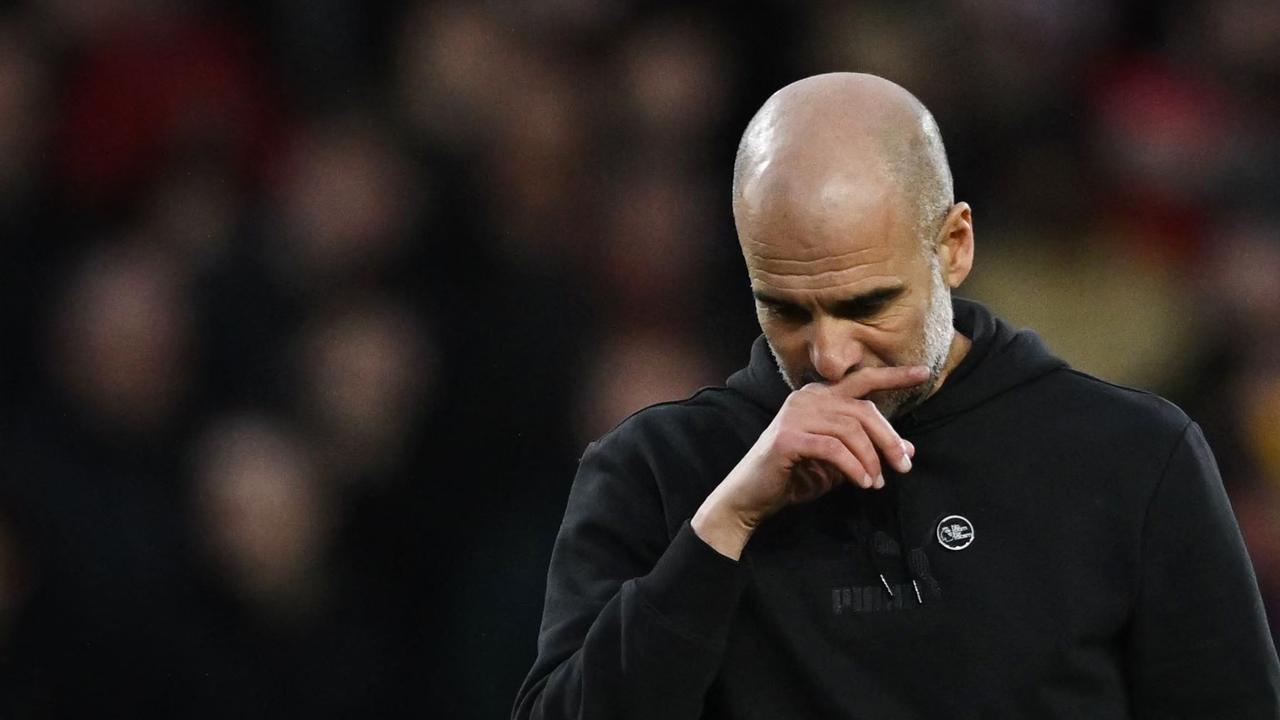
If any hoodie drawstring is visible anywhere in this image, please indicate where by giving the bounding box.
[849,498,900,601]
[847,483,942,606]
[895,476,943,605]
[906,547,942,604]
[871,531,900,599]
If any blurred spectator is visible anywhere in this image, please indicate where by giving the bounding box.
[806,2,956,112]
[294,298,434,484]
[612,10,732,148]
[269,116,421,291]
[395,1,528,149]
[595,166,715,325]
[193,414,331,621]
[576,329,717,444]
[1201,214,1280,338]
[52,241,195,434]
[478,52,594,269]
[185,412,412,717]
[0,240,206,716]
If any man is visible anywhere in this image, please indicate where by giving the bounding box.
[512,73,1280,719]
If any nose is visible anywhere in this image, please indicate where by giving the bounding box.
[808,318,863,383]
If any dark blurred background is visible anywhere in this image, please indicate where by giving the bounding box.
[0,0,1277,717]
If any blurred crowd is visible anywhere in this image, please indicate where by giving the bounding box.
[0,0,1277,717]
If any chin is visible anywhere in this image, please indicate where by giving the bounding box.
[866,390,905,419]
[869,379,934,420]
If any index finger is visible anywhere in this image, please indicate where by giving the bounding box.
[829,365,930,399]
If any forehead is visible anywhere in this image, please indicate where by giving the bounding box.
[735,172,919,293]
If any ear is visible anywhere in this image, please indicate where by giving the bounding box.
[934,202,974,289]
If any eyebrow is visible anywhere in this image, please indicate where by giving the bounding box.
[753,284,905,318]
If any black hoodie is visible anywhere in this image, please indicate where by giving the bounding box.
[513,298,1280,719]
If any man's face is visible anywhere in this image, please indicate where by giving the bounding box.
[735,177,953,418]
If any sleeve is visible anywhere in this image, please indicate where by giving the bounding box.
[511,437,749,720]
[1126,422,1280,719]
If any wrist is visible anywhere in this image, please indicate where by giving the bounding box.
[691,496,756,561]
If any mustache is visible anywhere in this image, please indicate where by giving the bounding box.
[797,366,886,387]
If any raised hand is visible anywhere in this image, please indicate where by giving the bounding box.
[691,365,928,559]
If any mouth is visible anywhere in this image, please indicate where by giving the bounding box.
[866,380,934,419]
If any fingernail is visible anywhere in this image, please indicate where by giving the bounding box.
[901,454,912,472]
[862,474,874,489]
[875,474,885,489]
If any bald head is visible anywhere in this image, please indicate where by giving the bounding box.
[732,73,953,251]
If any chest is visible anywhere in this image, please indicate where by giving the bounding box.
[709,440,1143,718]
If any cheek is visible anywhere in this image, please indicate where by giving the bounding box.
[757,321,808,379]
[760,321,805,360]
[861,309,927,363]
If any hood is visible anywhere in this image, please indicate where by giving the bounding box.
[725,297,1068,605]
[726,297,1066,431]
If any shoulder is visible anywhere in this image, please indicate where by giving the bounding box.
[581,385,765,504]
[594,385,765,453]
[1036,367,1193,452]
[1054,368,1188,423]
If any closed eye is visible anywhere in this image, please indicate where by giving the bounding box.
[753,285,904,323]
[831,286,904,320]
[755,295,811,323]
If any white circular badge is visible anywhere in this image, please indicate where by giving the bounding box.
[936,515,975,551]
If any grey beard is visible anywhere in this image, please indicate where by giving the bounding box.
[874,263,954,418]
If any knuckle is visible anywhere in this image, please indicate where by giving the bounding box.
[772,428,800,450]
[817,437,846,462]
[780,395,809,416]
